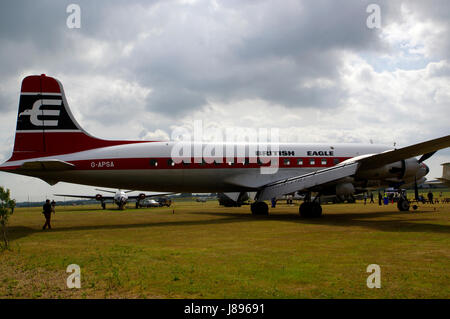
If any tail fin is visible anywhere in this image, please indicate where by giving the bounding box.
[442,163,450,180]
[9,74,142,162]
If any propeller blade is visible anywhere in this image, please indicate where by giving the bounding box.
[419,151,437,163]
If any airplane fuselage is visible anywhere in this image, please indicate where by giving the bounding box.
[1,141,423,193]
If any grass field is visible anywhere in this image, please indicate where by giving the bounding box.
[1,194,449,299]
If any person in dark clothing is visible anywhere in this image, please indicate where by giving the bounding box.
[42,199,53,230]
[271,197,277,208]
[378,192,382,206]
[427,191,434,204]
[370,192,374,203]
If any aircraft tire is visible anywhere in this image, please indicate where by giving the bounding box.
[311,202,322,217]
[397,199,410,211]
[299,202,312,217]
[299,202,322,218]
[251,202,269,215]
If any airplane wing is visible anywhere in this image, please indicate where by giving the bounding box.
[358,135,450,170]
[54,194,114,200]
[426,178,450,187]
[257,162,359,200]
[127,192,175,200]
[256,135,450,200]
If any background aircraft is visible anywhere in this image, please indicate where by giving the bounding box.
[1,75,449,217]
[425,162,450,187]
[436,162,450,186]
[55,189,171,210]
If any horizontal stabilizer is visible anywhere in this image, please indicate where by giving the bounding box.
[19,160,75,171]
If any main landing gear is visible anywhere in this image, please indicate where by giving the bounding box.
[299,202,322,218]
[250,201,269,215]
[250,192,323,218]
[299,192,323,218]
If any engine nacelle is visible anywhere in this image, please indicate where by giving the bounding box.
[138,193,146,200]
[357,158,420,180]
[336,183,355,196]
[95,194,103,201]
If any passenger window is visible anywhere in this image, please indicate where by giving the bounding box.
[297,159,303,166]
[149,159,158,167]
[284,159,290,166]
[321,159,327,165]
[167,159,175,167]
[310,159,315,165]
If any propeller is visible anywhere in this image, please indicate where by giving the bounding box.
[412,151,437,201]
[418,151,437,163]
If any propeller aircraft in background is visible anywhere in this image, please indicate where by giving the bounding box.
[54,189,171,210]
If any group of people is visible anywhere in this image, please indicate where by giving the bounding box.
[363,192,375,205]
[362,190,439,206]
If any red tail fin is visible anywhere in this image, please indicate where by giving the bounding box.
[9,74,143,161]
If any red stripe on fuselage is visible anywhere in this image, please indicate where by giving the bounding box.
[69,157,352,170]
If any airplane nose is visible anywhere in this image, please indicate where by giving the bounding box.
[424,164,430,175]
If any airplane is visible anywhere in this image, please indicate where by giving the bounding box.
[435,162,450,187]
[54,188,170,210]
[425,162,450,188]
[142,199,160,208]
[1,74,450,217]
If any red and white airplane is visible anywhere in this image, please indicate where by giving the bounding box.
[1,74,449,217]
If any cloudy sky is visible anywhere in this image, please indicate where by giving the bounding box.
[0,0,449,202]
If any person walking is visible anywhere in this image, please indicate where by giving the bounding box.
[42,199,53,230]
[378,192,382,206]
[370,192,374,203]
[427,191,434,204]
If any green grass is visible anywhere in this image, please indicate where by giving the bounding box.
[1,197,449,299]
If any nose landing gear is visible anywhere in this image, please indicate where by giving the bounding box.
[397,198,410,211]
